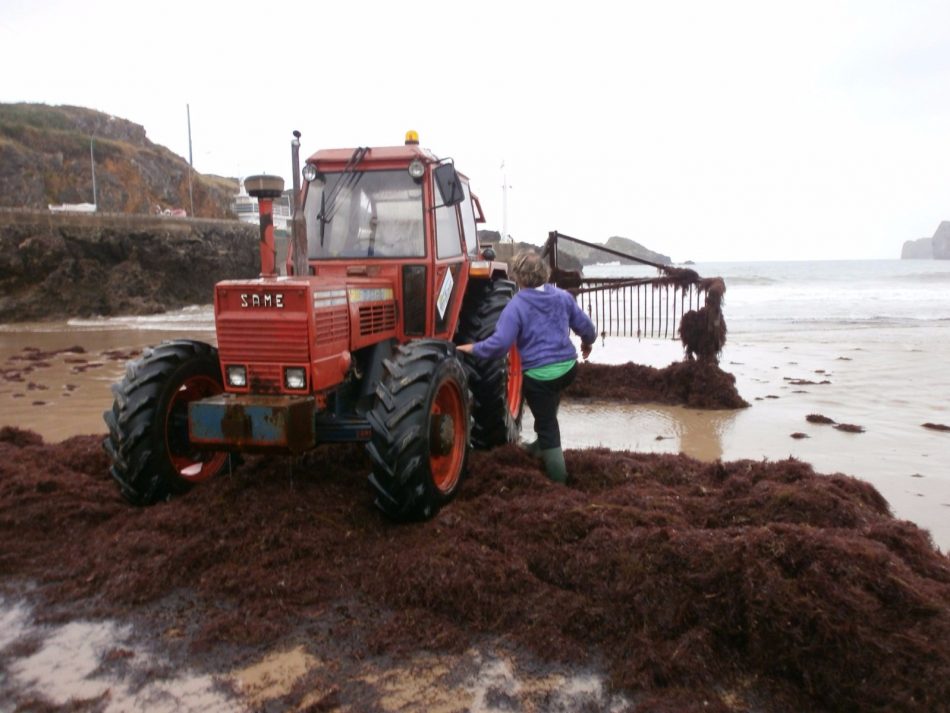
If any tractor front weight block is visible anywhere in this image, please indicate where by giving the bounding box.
[189,394,316,453]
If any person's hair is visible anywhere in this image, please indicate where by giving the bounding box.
[510,250,550,288]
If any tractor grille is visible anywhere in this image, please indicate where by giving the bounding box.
[217,317,311,363]
[247,363,282,391]
[359,303,396,336]
[315,306,349,344]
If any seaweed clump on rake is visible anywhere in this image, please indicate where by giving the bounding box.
[679,277,727,362]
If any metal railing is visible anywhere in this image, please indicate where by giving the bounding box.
[542,231,724,344]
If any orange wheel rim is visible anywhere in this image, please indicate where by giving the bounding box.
[507,347,523,419]
[430,379,466,493]
[166,374,227,482]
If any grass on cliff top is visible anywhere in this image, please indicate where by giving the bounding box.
[0,102,102,133]
[0,120,131,162]
[0,103,148,162]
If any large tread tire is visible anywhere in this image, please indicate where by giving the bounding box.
[366,340,471,521]
[455,278,523,449]
[102,340,229,506]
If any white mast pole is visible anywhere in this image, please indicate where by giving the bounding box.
[501,160,509,242]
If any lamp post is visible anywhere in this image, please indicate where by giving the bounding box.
[90,134,98,210]
[187,104,195,217]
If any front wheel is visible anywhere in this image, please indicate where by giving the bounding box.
[366,340,471,521]
[103,340,230,505]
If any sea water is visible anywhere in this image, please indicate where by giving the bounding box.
[587,258,950,331]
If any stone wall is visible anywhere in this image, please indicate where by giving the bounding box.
[0,209,258,322]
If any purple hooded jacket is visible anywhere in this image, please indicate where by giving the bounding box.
[472,284,597,370]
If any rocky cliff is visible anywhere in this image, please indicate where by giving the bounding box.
[0,103,237,217]
[0,210,258,322]
[901,221,950,259]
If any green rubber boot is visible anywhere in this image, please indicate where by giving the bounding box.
[540,447,568,484]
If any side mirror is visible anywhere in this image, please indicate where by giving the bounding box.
[434,163,464,207]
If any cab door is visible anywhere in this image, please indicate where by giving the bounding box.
[431,177,469,339]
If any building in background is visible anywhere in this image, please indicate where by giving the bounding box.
[232,180,292,233]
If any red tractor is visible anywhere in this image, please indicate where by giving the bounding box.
[103,131,523,520]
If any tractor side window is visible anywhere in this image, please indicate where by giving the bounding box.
[459,182,478,253]
[435,198,463,259]
[305,170,424,259]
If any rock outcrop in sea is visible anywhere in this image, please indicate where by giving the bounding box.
[477,230,672,272]
[901,220,950,259]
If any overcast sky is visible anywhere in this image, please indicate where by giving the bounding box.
[2,0,948,261]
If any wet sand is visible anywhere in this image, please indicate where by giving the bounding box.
[0,592,626,712]
[0,324,211,442]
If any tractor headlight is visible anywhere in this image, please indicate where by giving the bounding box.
[408,159,425,179]
[284,367,307,390]
[226,365,247,388]
[302,163,317,182]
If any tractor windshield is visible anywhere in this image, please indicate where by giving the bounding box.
[305,170,425,258]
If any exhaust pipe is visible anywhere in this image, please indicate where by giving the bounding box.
[244,174,284,278]
[290,131,308,277]
[291,130,301,199]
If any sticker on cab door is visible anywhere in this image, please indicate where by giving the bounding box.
[436,269,454,320]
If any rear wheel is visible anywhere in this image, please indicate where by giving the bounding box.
[366,340,471,521]
[455,278,523,448]
[103,340,229,505]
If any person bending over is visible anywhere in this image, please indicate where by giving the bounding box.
[458,250,597,483]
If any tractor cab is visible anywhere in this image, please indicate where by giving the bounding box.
[293,133,488,343]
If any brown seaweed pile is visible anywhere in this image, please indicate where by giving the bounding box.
[1,427,948,711]
[568,360,749,409]
[806,414,866,433]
